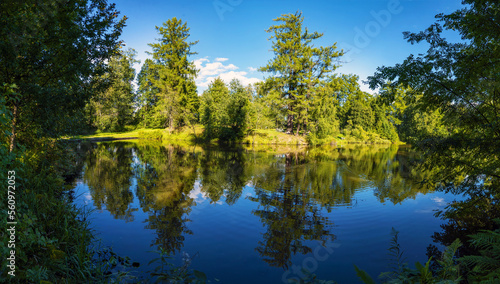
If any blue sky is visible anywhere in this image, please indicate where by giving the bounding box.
[116,0,464,93]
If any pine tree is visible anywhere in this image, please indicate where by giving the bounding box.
[260,11,343,135]
[147,17,199,131]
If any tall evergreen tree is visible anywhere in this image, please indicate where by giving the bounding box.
[260,11,344,135]
[147,17,199,131]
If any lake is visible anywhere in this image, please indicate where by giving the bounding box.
[70,141,459,283]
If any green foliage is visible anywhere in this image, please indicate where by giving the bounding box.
[138,130,164,141]
[200,78,230,140]
[0,0,126,149]
[142,17,199,131]
[372,102,399,142]
[345,93,374,131]
[438,239,462,280]
[136,59,164,128]
[200,78,251,142]
[368,4,500,284]
[384,228,407,278]
[260,11,344,135]
[226,79,251,140]
[368,0,500,187]
[460,220,500,282]
[0,140,132,282]
[354,265,377,284]
[309,82,340,140]
[245,129,307,145]
[87,48,139,132]
[378,84,447,144]
[0,1,134,282]
[247,82,278,130]
[356,229,462,284]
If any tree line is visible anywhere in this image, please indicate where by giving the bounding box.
[84,12,447,144]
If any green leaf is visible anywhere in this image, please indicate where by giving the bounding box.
[354,265,377,284]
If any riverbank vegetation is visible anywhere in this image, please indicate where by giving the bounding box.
[80,13,409,146]
[1,0,499,282]
[0,0,130,282]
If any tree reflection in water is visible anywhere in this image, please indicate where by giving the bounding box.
[81,141,437,268]
[84,143,137,222]
[249,153,335,269]
[134,143,199,254]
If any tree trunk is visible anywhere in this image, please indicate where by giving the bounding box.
[295,120,301,136]
[286,84,295,134]
[9,104,18,152]
[168,111,173,133]
[286,104,294,134]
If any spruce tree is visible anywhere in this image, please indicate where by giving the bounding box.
[260,11,343,135]
[147,17,199,131]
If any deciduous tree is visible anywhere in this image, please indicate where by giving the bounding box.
[0,0,126,150]
[88,48,138,132]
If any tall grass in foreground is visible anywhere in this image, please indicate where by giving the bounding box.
[0,140,130,283]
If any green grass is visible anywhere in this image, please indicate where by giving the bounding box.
[67,126,402,145]
[243,129,307,145]
[68,129,142,139]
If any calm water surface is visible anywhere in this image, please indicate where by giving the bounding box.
[71,141,460,283]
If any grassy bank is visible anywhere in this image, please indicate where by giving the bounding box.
[71,125,400,146]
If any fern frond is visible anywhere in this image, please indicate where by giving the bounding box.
[437,238,462,280]
[354,265,377,284]
[469,231,500,250]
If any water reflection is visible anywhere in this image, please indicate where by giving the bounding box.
[199,149,247,205]
[134,143,199,254]
[80,141,434,270]
[249,153,335,268]
[83,143,137,221]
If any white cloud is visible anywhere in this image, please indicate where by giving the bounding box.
[194,57,210,69]
[431,197,447,206]
[194,57,261,92]
[199,62,238,78]
[218,71,261,85]
[189,181,207,204]
[248,67,257,72]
